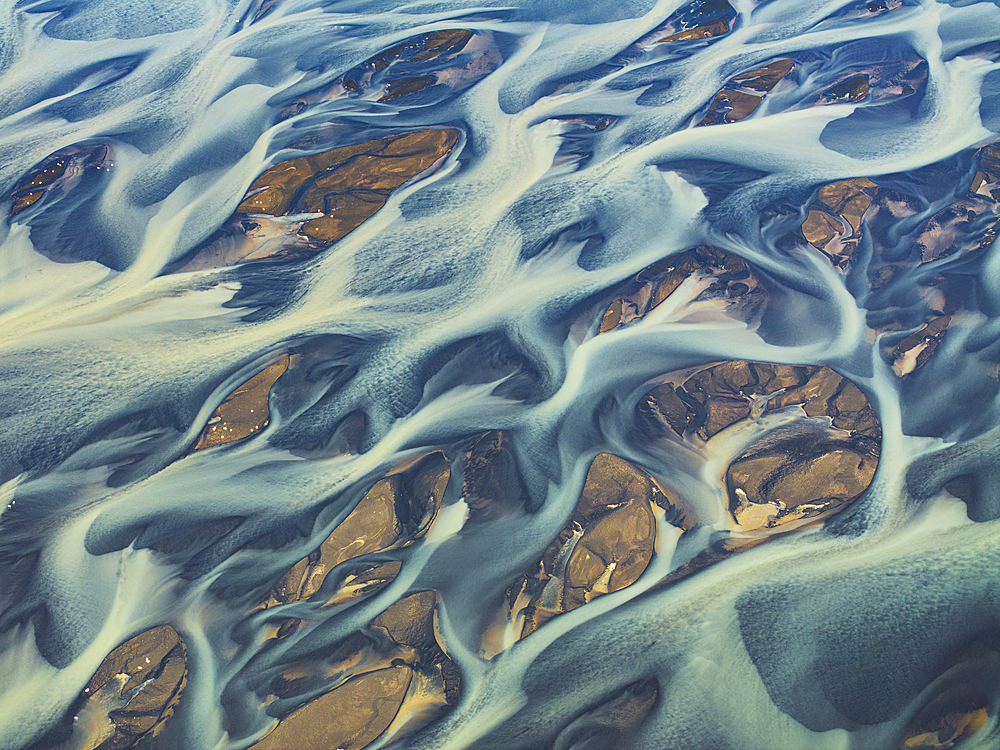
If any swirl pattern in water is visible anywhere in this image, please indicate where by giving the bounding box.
[0,0,999,748]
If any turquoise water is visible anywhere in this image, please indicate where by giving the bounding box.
[0,0,999,748]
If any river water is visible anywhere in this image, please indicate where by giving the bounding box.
[0,0,999,748]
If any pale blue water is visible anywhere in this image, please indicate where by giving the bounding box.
[0,0,999,748]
